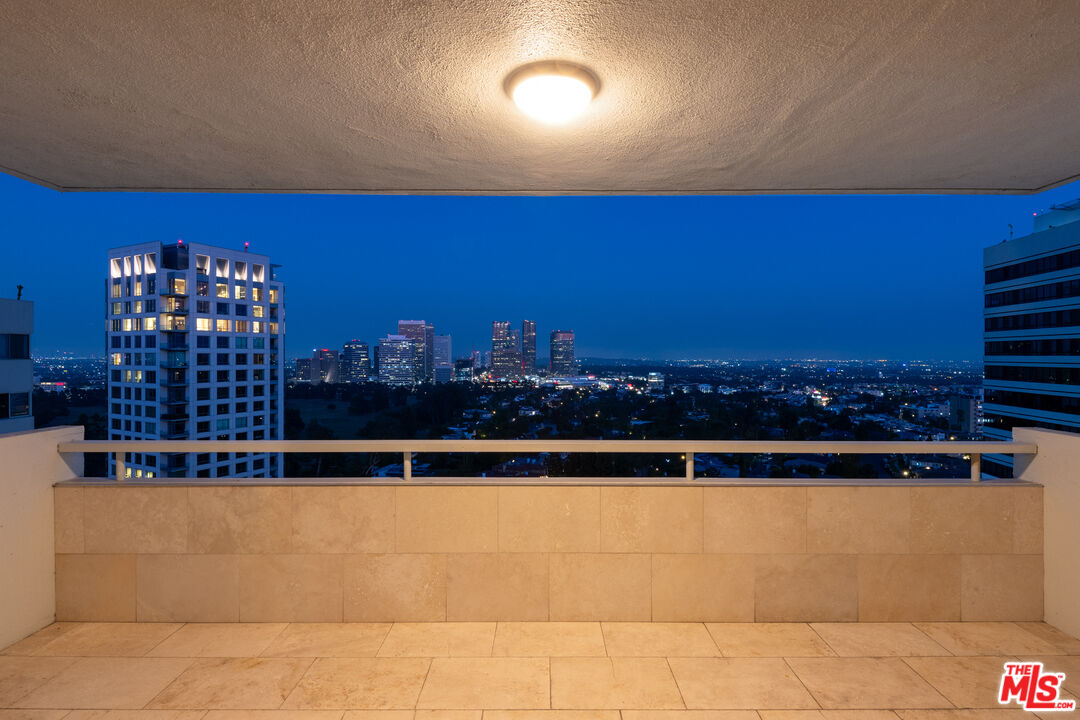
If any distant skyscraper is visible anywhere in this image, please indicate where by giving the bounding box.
[295,357,312,381]
[454,357,475,382]
[550,330,576,375]
[342,340,370,382]
[0,297,33,434]
[311,349,339,384]
[983,199,1080,477]
[107,240,284,479]
[433,364,453,383]
[398,320,432,383]
[522,320,536,374]
[434,334,452,366]
[491,321,522,378]
[379,335,415,386]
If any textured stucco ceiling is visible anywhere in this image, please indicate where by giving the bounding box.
[1,0,1079,194]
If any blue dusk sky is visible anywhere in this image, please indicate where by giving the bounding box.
[2,172,1079,361]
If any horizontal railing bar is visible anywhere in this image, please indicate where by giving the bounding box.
[58,439,1037,455]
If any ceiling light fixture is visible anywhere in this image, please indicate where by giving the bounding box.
[505,61,599,125]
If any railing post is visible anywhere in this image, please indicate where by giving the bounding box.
[403,451,412,481]
[685,451,694,482]
[970,453,981,482]
[115,451,125,482]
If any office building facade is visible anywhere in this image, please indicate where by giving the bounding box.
[522,320,536,374]
[107,241,284,479]
[398,320,433,383]
[434,334,452,366]
[491,320,522,378]
[310,348,339,384]
[550,329,576,375]
[983,199,1080,477]
[378,335,415,386]
[0,297,33,434]
[342,340,371,382]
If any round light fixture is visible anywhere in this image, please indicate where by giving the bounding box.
[505,61,599,125]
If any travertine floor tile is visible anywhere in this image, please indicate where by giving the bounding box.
[0,711,74,720]
[0,712,73,720]
[65,711,209,720]
[282,658,431,709]
[705,624,833,658]
[601,623,720,657]
[550,657,683,709]
[377,624,495,657]
[33,622,182,657]
[485,712,621,720]
[668,657,817,710]
[1016,623,1080,655]
[0,657,78,707]
[787,657,949,709]
[623,712,760,719]
[204,712,345,720]
[0,624,80,656]
[895,710,1030,719]
[149,658,313,709]
[902,656,1014,708]
[759,711,901,719]
[491,623,606,657]
[417,658,549,709]
[913,622,1061,656]
[149,624,288,658]
[1037,655,1080,694]
[809,624,950,657]
[17,657,193,709]
[262,624,392,658]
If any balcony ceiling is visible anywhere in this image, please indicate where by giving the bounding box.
[1,0,1079,195]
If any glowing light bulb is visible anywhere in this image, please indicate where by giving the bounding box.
[506,62,598,125]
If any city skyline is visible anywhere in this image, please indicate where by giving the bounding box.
[6,172,1080,360]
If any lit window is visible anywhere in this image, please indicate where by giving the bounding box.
[269,323,279,334]
[235,321,249,333]
[216,319,231,332]
[112,302,121,315]
[134,301,142,314]
[252,321,264,333]
[196,318,210,331]
[234,285,246,300]
[122,318,132,331]
[253,305,265,318]
[111,353,122,365]
[134,281,142,296]
[269,289,278,304]
[252,287,263,301]
[144,317,157,331]
[216,283,229,298]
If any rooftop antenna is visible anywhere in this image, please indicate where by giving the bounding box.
[16,284,23,300]
[1008,223,1014,241]
[244,241,250,252]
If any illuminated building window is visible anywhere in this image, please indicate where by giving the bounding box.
[144,317,157,331]
[111,353,122,365]
[216,319,231,332]
[235,321,249,333]
[196,318,210,331]
[122,318,132,331]
[234,285,247,300]
[253,305,264,317]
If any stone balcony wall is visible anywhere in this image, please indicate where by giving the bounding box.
[53,483,1043,623]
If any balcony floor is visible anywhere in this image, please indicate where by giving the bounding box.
[2,621,1079,718]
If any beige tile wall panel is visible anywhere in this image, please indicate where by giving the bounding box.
[498,486,600,552]
[136,554,240,622]
[704,488,806,554]
[395,487,497,553]
[549,554,651,621]
[600,487,703,553]
[857,554,961,622]
[446,554,549,621]
[344,554,446,622]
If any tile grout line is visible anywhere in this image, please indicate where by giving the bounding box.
[665,656,689,709]
[276,655,317,709]
[782,655,824,711]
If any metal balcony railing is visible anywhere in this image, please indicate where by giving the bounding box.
[57,439,1036,483]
